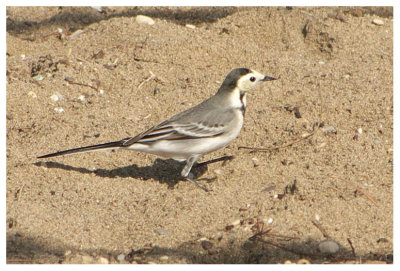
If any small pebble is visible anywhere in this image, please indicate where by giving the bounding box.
[77,95,85,102]
[315,214,320,221]
[81,255,94,264]
[251,157,260,167]
[357,127,363,134]
[213,169,223,175]
[70,29,84,39]
[318,240,340,254]
[91,6,103,12]
[27,91,37,99]
[231,219,241,226]
[99,89,105,95]
[21,54,26,60]
[160,255,169,261]
[98,257,109,264]
[117,254,125,261]
[64,250,72,256]
[322,125,336,134]
[297,259,310,264]
[267,218,273,224]
[136,15,155,25]
[372,18,384,26]
[33,74,43,81]
[50,92,63,102]
[54,107,64,113]
[186,24,196,29]
[201,240,214,250]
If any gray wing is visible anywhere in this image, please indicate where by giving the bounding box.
[121,103,237,146]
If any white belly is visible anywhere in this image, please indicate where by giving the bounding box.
[128,111,244,161]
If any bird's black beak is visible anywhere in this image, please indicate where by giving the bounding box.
[261,75,278,81]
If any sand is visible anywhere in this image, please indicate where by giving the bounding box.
[6,6,393,264]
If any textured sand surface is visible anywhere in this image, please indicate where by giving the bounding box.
[6,7,392,264]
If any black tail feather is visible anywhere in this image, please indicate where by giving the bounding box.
[37,140,125,159]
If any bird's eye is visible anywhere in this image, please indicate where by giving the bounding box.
[250,76,256,82]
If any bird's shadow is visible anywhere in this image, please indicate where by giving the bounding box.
[34,156,234,189]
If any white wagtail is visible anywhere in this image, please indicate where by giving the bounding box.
[38,68,277,191]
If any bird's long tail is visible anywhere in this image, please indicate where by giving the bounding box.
[37,140,126,159]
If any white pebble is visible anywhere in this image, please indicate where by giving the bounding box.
[50,92,63,102]
[231,219,241,226]
[77,95,85,102]
[372,18,384,26]
[98,257,109,264]
[99,89,105,95]
[273,194,278,199]
[318,240,339,254]
[136,15,155,26]
[319,61,325,65]
[117,254,125,261]
[27,91,37,99]
[21,54,26,60]
[315,214,320,221]
[213,169,223,175]
[160,255,169,261]
[322,125,336,134]
[267,218,273,224]
[70,29,85,39]
[186,24,196,29]
[58,28,63,33]
[54,107,64,113]
[251,157,260,167]
[357,127,363,134]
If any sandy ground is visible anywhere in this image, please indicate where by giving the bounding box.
[6,7,393,264]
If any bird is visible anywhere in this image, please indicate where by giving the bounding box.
[38,68,277,191]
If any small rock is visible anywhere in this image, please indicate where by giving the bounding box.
[99,89,105,95]
[117,254,125,261]
[201,240,214,250]
[70,29,85,39]
[91,6,103,13]
[357,127,363,134]
[185,24,196,29]
[54,107,64,113]
[159,255,169,261]
[213,169,223,175]
[21,54,26,60]
[267,218,273,224]
[81,255,95,264]
[251,157,260,167]
[32,74,43,81]
[98,257,109,264]
[372,18,384,26]
[297,259,310,264]
[318,240,340,254]
[27,91,37,99]
[322,125,336,134]
[50,92,63,102]
[153,88,160,95]
[231,219,241,226]
[315,214,320,221]
[64,250,72,256]
[136,15,155,26]
[77,95,85,102]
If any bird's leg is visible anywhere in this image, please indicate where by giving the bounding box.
[181,156,209,192]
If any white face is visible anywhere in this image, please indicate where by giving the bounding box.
[236,70,267,92]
